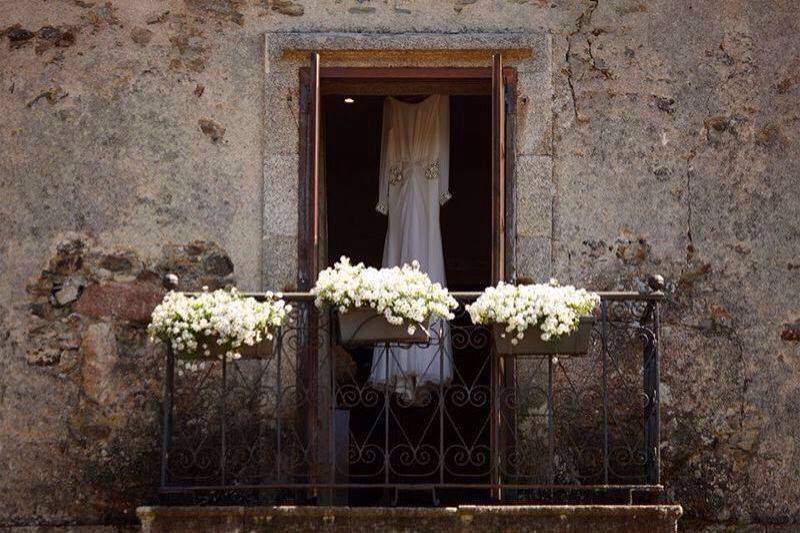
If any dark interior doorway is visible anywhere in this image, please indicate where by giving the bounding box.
[323,89,494,505]
[324,94,492,288]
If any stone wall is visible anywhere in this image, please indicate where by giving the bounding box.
[2,238,234,525]
[1,0,798,530]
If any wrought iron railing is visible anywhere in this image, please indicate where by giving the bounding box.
[157,280,665,506]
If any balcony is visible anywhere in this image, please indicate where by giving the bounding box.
[156,284,666,507]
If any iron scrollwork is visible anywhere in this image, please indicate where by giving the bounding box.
[159,291,663,503]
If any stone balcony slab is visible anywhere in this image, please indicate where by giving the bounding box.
[137,504,682,532]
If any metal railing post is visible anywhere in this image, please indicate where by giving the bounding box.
[650,302,662,483]
[220,353,227,486]
[160,344,174,489]
[600,300,610,485]
[159,273,178,491]
[490,348,501,500]
[546,355,554,485]
[275,326,283,482]
[644,275,664,484]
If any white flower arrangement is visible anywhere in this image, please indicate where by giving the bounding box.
[148,287,291,367]
[466,280,600,344]
[311,257,458,334]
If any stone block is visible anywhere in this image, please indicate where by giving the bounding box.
[262,234,298,291]
[80,322,118,404]
[263,154,300,238]
[264,75,301,156]
[158,241,235,291]
[74,282,164,323]
[516,71,554,156]
[515,155,554,237]
[52,274,86,306]
[516,234,552,282]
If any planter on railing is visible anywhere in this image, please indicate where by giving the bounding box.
[313,257,457,346]
[177,335,275,360]
[468,281,600,358]
[493,316,594,356]
[149,287,289,364]
[337,307,428,345]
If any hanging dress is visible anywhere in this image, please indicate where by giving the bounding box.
[369,95,453,399]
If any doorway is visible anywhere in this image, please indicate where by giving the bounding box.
[297,65,517,505]
[324,93,492,288]
[298,65,517,289]
[324,89,492,504]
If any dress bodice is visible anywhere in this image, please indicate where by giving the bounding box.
[375,95,451,215]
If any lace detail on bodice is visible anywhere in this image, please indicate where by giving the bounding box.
[425,160,440,180]
[387,159,440,186]
[388,164,403,185]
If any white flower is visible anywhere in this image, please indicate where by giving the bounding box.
[311,257,457,327]
[466,281,599,341]
[148,288,290,368]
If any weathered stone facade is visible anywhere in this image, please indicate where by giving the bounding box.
[3,238,235,526]
[1,0,798,530]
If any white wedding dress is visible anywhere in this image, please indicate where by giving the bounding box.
[369,95,454,398]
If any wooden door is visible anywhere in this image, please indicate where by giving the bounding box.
[297,62,517,501]
[297,52,321,496]
[491,53,506,284]
[299,52,321,290]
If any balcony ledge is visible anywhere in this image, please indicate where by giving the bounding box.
[138,504,682,532]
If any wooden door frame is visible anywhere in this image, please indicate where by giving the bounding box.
[297,65,518,288]
[297,64,518,499]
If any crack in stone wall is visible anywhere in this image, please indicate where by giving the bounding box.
[564,0,598,122]
[685,149,695,257]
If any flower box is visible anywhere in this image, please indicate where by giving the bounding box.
[468,280,600,358]
[149,288,289,366]
[493,316,595,356]
[312,257,457,346]
[177,334,275,361]
[337,307,428,345]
